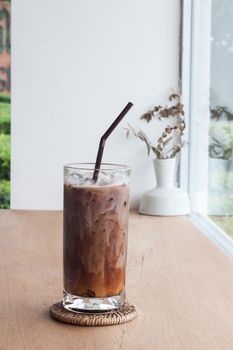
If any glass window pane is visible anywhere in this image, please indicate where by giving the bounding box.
[208,0,233,237]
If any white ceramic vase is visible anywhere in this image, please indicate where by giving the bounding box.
[139,158,190,216]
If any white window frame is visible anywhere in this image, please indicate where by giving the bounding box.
[182,0,233,259]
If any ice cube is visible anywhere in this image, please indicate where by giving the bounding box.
[111,172,125,185]
[97,172,112,186]
[83,177,95,186]
[66,172,85,185]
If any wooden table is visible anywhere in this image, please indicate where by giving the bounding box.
[1,210,233,349]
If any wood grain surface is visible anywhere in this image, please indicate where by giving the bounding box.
[1,210,233,349]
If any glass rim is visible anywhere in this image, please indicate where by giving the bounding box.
[64,162,131,172]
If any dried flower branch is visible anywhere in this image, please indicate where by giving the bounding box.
[126,92,186,159]
[125,124,152,155]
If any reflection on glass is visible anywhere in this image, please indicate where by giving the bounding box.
[208,0,233,236]
[0,0,11,209]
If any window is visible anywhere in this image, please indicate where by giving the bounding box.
[208,0,233,237]
[183,0,233,257]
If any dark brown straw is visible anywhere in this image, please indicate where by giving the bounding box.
[93,102,133,182]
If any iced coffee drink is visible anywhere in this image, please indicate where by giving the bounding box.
[63,163,130,312]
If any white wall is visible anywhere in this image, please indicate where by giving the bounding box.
[11,0,180,210]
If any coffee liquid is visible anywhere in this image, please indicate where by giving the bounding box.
[63,183,129,298]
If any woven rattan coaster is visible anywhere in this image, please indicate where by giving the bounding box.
[50,302,138,326]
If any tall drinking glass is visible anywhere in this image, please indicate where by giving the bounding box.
[63,163,130,312]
